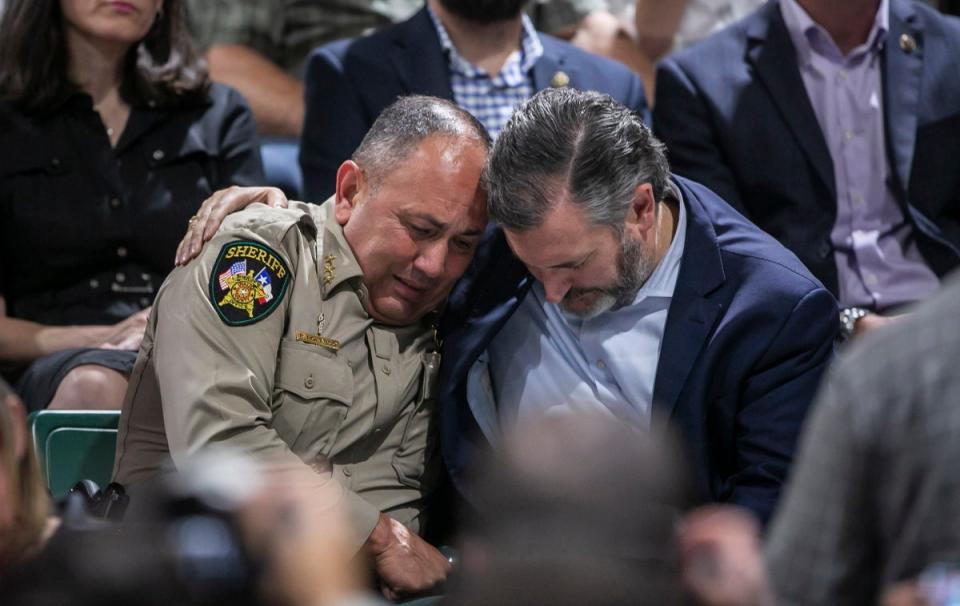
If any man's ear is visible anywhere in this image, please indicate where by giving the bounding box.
[334,161,364,226]
[625,183,657,236]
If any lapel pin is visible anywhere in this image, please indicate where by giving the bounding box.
[899,33,917,53]
[551,71,570,88]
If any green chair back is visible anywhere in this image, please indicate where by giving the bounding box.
[27,410,120,498]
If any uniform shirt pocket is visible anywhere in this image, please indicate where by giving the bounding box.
[273,338,354,455]
[391,354,441,491]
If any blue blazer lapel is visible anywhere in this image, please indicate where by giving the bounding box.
[884,0,922,194]
[389,8,455,100]
[652,180,726,423]
[745,3,835,200]
[532,37,576,92]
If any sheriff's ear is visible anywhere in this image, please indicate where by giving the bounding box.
[334,161,365,226]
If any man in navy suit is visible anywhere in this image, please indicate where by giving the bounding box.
[654,0,960,340]
[299,0,648,200]
[440,89,838,524]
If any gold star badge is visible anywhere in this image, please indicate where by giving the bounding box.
[551,71,570,88]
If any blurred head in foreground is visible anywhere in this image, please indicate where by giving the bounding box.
[449,414,698,606]
[0,378,49,572]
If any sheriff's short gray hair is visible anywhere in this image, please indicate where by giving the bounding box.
[352,95,491,186]
[486,88,669,232]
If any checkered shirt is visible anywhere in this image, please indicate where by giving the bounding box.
[427,6,544,139]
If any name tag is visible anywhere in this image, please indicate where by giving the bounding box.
[295,330,341,352]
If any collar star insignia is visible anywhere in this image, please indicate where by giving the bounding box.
[323,254,336,286]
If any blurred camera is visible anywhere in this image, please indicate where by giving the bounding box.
[2,451,265,606]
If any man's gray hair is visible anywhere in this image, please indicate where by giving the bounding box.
[352,95,491,186]
[486,88,669,232]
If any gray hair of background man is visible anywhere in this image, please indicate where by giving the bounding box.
[486,88,669,232]
[351,95,491,189]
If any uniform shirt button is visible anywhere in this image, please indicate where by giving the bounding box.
[141,273,151,281]
[116,246,128,258]
[115,273,126,283]
[343,467,352,477]
[152,149,165,161]
[50,156,61,168]
[304,376,315,389]
[89,278,100,289]
[382,365,391,375]
[109,197,122,209]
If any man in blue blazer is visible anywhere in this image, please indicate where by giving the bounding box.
[441,89,838,524]
[299,0,648,200]
[654,0,960,339]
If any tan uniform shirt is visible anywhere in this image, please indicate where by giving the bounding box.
[113,200,441,545]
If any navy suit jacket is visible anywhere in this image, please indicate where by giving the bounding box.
[299,8,649,200]
[654,0,960,296]
[439,177,839,523]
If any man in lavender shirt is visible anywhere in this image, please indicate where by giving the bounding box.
[653,0,960,340]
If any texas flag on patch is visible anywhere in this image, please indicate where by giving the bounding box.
[218,260,247,290]
[254,266,274,304]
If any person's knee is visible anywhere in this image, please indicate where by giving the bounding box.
[47,365,128,410]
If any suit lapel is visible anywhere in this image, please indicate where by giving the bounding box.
[390,9,455,100]
[883,0,922,193]
[652,182,726,424]
[746,3,836,200]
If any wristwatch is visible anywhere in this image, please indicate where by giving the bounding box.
[839,307,869,341]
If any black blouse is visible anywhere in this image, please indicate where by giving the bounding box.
[0,83,264,326]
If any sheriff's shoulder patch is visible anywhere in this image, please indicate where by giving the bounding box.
[209,240,291,326]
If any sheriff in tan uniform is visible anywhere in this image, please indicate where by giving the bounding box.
[114,200,441,541]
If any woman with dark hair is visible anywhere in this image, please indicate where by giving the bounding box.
[0,0,264,411]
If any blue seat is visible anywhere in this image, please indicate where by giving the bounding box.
[27,410,120,498]
[260,136,304,200]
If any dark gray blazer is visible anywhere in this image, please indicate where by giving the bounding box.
[766,270,960,604]
[654,0,960,296]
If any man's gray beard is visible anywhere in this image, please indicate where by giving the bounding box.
[561,231,656,320]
